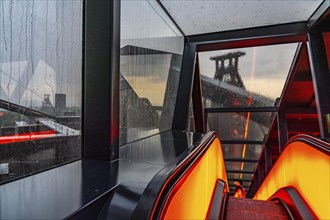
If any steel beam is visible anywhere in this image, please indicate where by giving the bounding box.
[192,54,205,133]
[226,170,254,174]
[220,140,264,145]
[84,0,120,161]
[277,112,288,153]
[264,144,272,174]
[155,0,185,37]
[224,158,258,163]
[227,178,251,183]
[188,22,307,44]
[307,0,330,30]
[205,107,277,113]
[172,43,197,130]
[308,31,330,140]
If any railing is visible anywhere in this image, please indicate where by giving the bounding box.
[250,134,330,219]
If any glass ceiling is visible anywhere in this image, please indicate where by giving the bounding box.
[160,0,323,35]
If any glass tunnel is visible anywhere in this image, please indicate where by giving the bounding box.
[0,0,329,219]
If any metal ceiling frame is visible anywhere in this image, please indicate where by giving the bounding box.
[307,0,330,30]
[155,0,185,37]
[156,0,329,42]
[190,22,308,46]
[180,16,327,199]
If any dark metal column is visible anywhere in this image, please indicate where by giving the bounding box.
[192,54,205,133]
[264,144,272,174]
[308,31,330,140]
[277,112,288,153]
[172,43,197,130]
[84,0,120,161]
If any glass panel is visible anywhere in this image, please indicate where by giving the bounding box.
[207,112,272,141]
[227,173,252,182]
[0,1,82,184]
[225,162,257,172]
[229,182,249,188]
[242,173,253,181]
[222,144,263,160]
[227,173,253,180]
[199,43,298,108]
[323,32,330,71]
[227,173,239,179]
[120,0,184,145]
[161,0,322,35]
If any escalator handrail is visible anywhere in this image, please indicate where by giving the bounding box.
[251,134,330,195]
[270,197,294,220]
[250,134,329,218]
[132,131,220,220]
[269,187,317,220]
[284,134,330,155]
[219,193,229,220]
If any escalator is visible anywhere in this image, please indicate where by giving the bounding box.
[97,132,329,219]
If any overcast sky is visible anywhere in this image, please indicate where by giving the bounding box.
[199,43,298,100]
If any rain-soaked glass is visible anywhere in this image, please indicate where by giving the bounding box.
[199,43,298,108]
[225,161,257,173]
[160,0,323,35]
[207,112,273,141]
[227,173,253,181]
[120,0,184,145]
[222,144,263,160]
[0,0,82,184]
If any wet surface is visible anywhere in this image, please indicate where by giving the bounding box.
[0,130,202,219]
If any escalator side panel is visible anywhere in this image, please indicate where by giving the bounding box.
[161,138,228,219]
[254,141,330,219]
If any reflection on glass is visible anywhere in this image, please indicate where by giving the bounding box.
[225,162,257,172]
[227,173,253,181]
[199,43,298,108]
[323,32,330,71]
[207,112,272,141]
[120,0,184,145]
[222,144,263,160]
[227,173,240,179]
[0,0,82,184]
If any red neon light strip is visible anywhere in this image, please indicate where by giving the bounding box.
[240,47,257,178]
[0,130,56,144]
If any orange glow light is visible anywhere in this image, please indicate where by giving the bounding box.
[0,130,56,144]
[254,141,330,219]
[240,48,256,178]
[161,138,228,220]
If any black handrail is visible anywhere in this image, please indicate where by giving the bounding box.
[269,187,317,220]
[207,179,228,220]
[270,198,294,220]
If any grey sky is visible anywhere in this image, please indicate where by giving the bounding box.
[199,43,298,99]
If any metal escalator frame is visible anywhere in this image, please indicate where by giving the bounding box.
[250,134,330,197]
[270,198,295,220]
[131,131,226,220]
[269,187,316,220]
[251,134,330,219]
